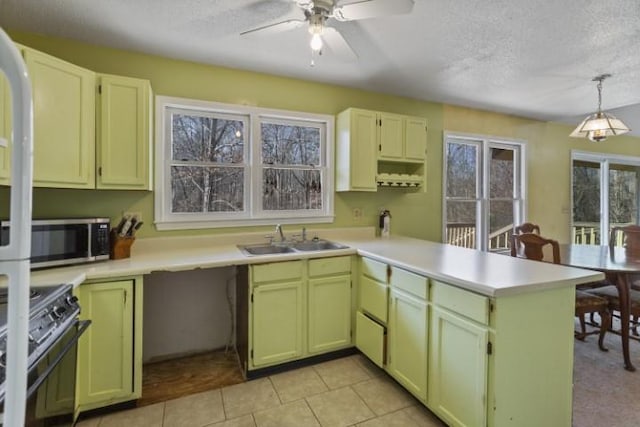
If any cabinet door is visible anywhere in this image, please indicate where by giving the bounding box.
[252,280,304,367]
[97,74,151,189]
[77,280,134,408]
[336,108,377,191]
[378,112,403,160]
[308,274,351,354]
[0,72,10,184]
[388,288,428,402]
[404,116,427,161]
[429,307,488,427]
[23,47,95,188]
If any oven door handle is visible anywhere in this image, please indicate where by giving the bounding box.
[26,319,91,399]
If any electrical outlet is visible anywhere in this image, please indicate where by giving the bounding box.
[122,211,142,221]
[352,208,363,221]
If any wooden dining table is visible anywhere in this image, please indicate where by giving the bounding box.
[556,244,639,371]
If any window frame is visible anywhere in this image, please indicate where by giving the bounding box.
[155,96,335,231]
[571,150,640,245]
[442,131,527,252]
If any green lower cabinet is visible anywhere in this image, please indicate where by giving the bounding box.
[76,278,142,412]
[428,306,489,427]
[387,288,428,402]
[308,274,351,354]
[252,280,304,367]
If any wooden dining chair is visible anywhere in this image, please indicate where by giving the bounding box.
[587,225,640,337]
[510,233,610,350]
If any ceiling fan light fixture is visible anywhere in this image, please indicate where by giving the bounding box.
[308,13,325,52]
[310,32,323,51]
[570,74,630,142]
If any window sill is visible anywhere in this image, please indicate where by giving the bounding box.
[154,215,335,231]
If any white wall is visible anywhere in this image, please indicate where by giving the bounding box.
[142,266,236,363]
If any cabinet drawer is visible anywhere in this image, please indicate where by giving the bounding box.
[251,261,303,284]
[356,311,385,368]
[360,257,387,282]
[309,256,351,277]
[390,267,428,299]
[431,281,489,325]
[360,275,388,323]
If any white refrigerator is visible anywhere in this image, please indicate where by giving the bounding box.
[0,27,34,427]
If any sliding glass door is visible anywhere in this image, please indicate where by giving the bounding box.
[572,151,640,246]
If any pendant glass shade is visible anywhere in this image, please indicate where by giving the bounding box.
[570,111,631,142]
[570,74,631,142]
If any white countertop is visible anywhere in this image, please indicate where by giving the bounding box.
[23,228,604,298]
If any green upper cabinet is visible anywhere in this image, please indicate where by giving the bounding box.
[97,74,152,190]
[336,107,427,192]
[23,46,96,188]
[336,108,378,192]
[404,116,428,162]
[378,112,404,160]
[0,72,10,185]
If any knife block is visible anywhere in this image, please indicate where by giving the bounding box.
[110,229,135,260]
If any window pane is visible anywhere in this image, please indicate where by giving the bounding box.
[609,163,639,225]
[172,113,244,163]
[572,160,601,244]
[263,168,322,210]
[261,122,320,166]
[490,148,515,198]
[171,166,244,212]
[445,201,478,248]
[488,200,514,252]
[446,142,478,198]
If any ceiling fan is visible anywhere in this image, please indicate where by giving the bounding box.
[240,0,415,62]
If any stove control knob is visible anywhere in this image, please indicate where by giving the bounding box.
[66,295,79,306]
[52,305,67,319]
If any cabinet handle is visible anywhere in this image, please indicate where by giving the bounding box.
[123,289,127,305]
[98,166,102,176]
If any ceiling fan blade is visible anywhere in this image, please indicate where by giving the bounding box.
[333,0,415,22]
[240,19,305,36]
[322,27,358,60]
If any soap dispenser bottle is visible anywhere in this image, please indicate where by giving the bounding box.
[379,209,391,237]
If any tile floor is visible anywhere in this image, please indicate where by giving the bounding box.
[76,354,446,427]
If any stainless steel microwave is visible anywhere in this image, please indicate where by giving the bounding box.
[0,218,111,269]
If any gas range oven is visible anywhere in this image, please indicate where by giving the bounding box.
[0,284,90,426]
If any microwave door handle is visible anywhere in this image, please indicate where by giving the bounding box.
[26,320,91,399]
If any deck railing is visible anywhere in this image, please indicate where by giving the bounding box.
[446,222,635,250]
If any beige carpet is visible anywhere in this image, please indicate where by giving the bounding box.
[573,320,640,427]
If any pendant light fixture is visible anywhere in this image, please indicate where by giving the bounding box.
[570,74,630,142]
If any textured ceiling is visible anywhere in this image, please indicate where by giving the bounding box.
[1,0,639,135]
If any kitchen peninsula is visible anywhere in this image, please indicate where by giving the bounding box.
[26,228,603,427]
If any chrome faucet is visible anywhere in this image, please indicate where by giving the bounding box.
[275,224,286,242]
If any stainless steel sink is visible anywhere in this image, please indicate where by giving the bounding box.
[292,240,349,252]
[238,244,296,256]
[238,239,348,256]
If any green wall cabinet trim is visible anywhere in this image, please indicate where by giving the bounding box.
[23,46,96,189]
[308,274,352,354]
[336,108,428,192]
[76,277,143,412]
[97,74,152,190]
[388,288,428,402]
[251,280,305,367]
[0,73,11,184]
[355,311,385,368]
[248,256,352,370]
[428,306,489,427]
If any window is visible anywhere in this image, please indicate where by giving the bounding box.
[572,151,640,245]
[155,97,334,230]
[443,133,526,252]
